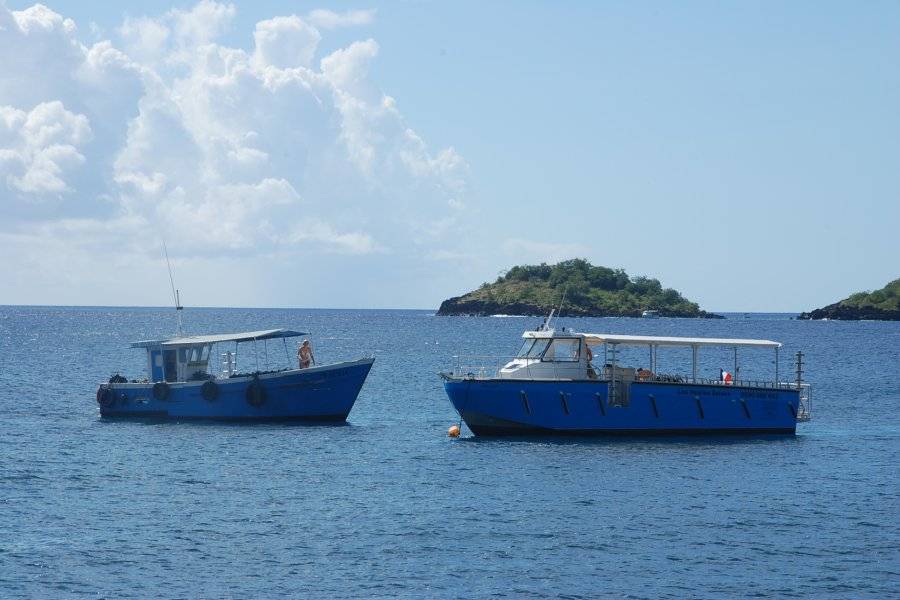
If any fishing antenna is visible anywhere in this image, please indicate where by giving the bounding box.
[555,285,568,324]
[163,241,184,336]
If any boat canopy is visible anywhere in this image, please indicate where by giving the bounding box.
[130,329,307,348]
[523,330,781,349]
[581,333,781,349]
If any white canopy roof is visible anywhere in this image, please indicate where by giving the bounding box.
[523,330,781,349]
[582,333,781,349]
[131,329,307,348]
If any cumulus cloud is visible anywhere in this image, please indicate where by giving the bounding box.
[168,0,235,47]
[0,101,92,194]
[0,0,466,245]
[10,3,76,35]
[0,2,470,305]
[253,15,321,69]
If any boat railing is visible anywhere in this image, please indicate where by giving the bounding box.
[450,355,522,379]
[648,375,799,390]
[797,383,812,421]
[448,357,806,392]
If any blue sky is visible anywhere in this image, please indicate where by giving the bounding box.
[1,1,898,311]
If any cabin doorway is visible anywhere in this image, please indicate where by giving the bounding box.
[163,350,178,382]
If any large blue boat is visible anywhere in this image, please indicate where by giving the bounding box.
[441,320,811,436]
[97,329,374,421]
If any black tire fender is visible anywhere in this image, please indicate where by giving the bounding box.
[245,378,266,407]
[201,380,219,402]
[97,387,115,407]
[153,381,170,401]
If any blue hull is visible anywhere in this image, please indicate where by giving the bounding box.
[443,378,799,436]
[98,359,374,421]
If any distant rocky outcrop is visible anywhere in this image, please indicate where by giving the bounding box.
[798,278,900,321]
[437,259,722,318]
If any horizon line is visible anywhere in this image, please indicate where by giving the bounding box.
[0,303,802,314]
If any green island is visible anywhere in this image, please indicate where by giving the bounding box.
[798,278,900,321]
[437,259,722,318]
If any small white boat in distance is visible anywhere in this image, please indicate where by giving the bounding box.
[641,310,660,318]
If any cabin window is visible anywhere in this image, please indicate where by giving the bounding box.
[543,338,581,362]
[527,339,551,358]
[187,345,211,366]
[517,340,535,358]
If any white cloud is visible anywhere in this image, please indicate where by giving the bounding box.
[321,38,378,95]
[0,1,470,306]
[168,0,235,47]
[306,9,375,30]
[117,16,170,63]
[287,219,382,254]
[11,3,76,35]
[0,101,92,194]
[253,15,321,69]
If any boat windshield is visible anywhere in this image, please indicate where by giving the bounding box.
[516,340,534,357]
[516,338,551,358]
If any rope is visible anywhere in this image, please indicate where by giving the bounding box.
[455,382,472,433]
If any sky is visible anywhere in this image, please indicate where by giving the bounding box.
[1,1,898,312]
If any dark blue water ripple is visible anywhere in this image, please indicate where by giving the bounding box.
[0,307,898,598]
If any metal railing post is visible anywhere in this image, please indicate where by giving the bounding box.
[692,345,698,383]
[775,346,779,384]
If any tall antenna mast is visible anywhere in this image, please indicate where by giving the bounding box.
[556,285,568,322]
[163,241,184,336]
[544,286,568,331]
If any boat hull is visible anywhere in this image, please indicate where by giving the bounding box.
[97,358,374,421]
[443,377,799,436]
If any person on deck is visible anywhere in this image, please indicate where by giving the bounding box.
[298,340,315,369]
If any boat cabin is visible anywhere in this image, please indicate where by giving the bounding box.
[130,329,306,383]
[498,327,786,384]
[501,328,591,380]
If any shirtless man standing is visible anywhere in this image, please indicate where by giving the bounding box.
[298,340,314,369]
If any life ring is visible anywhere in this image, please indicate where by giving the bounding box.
[723,371,733,385]
[97,387,115,407]
[246,378,266,407]
[201,380,219,402]
[153,381,170,401]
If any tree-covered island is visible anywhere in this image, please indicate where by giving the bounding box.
[437,259,722,318]
[798,278,900,320]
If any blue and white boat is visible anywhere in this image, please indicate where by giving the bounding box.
[441,321,811,436]
[97,329,374,421]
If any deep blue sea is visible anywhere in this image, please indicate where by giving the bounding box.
[1,306,898,599]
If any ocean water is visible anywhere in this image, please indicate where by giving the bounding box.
[1,306,898,599]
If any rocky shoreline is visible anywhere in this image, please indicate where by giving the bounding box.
[437,296,723,318]
[798,278,900,321]
[797,303,900,321]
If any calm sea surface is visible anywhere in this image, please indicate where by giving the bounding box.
[1,307,898,599]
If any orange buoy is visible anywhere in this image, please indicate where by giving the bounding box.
[448,424,461,438]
